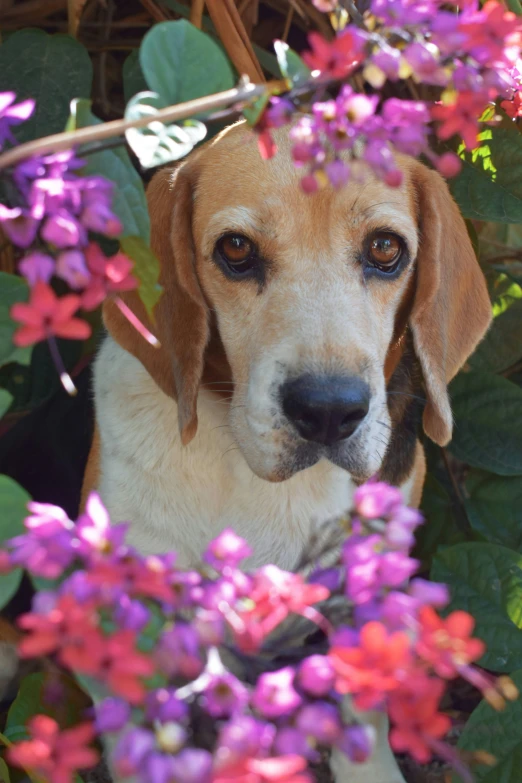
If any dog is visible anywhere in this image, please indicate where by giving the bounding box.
[80,121,492,782]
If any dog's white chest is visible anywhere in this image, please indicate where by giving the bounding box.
[94,338,355,569]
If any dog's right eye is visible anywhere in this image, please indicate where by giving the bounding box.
[216,233,258,276]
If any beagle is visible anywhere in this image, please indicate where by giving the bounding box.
[81,121,491,782]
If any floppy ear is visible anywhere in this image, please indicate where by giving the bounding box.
[103,162,209,445]
[409,163,492,446]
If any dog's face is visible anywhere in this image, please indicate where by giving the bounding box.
[104,122,492,483]
[193,130,418,481]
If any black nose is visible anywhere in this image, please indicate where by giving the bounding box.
[281,375,370,446]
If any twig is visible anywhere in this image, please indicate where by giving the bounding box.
[190,0,206,29]
[282,6,294,41]
[0,81,276,171]
[341,0,366,28]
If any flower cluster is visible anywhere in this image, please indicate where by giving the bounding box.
[1,482,516,783]
[259,0,522,190]
[0,97,139,365]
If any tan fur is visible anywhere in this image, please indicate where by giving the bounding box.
[83,122,491,782]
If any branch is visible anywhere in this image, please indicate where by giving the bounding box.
[0,79,278,171]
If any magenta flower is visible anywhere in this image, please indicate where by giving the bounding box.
[336,724,375,763]
[203,528,253,572]
[0,204,38,247]
[353,482,403,520]
[216,715,275,763]
[55,250,91,290]
[145,689,188,723]
[0,92,34,149]
[252,667,302,718]
[156,624,203,679]
[169,749,212,783]
[201,673,249,718]
[7,501,76,578]
[297,655,335,697]
[113,727,156,778]
[295,702,341,744]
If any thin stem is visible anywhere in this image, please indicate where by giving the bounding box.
[47,335,77,397]
[0,81,277,171]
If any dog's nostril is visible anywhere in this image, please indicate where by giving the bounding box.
[281,374,371,446]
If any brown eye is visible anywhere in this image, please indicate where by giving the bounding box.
[368,232,402,271]
[218,234,255,272]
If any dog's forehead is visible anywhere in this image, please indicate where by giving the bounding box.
[194,123,418,239]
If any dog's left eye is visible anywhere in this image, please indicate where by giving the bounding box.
[216,233,257,275]
[365,231,404,274]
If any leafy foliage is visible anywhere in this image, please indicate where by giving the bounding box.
[0,29,93,143]
[0,476,30,610]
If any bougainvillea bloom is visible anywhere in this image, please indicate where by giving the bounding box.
[416,606,486,678]
[10,281,91,347]
[8,715,98,783]
[329,621,412,709]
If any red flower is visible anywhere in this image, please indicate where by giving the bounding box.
[18,595,99,663]
[214,754,311,783]
[303,29,365,80]
[431,91,486,150]
[389,678,451,764]
[232,565,329,653]
[8,715,98,783]
[501,91,522,119]
[81,242,137,311]
[86,555,176,604]
[329,621,412,710]
[460,1,522,63]
[416,606,485,678]
[10,281,91,347]
[99,629,155,704]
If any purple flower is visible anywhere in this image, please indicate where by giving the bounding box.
[275,727,317,760]
[378,552,419,587]
[325,159,350,188]
[371,0,437,26]
[380,591,419,630]
[403,42,448,86]
[370,45,402,82]
[193,609,225,646]
[113,727,156,777]
[353,482,402,520]
[76,492,127,558]
[216,715,275,762]
[169,749,212,783]
[336,724,376,763]
[308,566,342,592]
[95,697,130,733]
[201,672,249,718]
[296,702,342,744]
[252,666,302,718]
[146,688,188,723]
[41,210,84,248]
[114,594,150,631]
[18,252,54,286]
[409,578,449,608]
[156,624,203,679]
[0,204,38,248]
[297,655,335,697]
[7,502,75,579]
[55,250,90,289]
[203,528,252,571]
[0,92,34,149]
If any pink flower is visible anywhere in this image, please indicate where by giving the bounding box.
[204,528,252,571]
[55,250,91,289]
[10,281,91,347]
[501,90,522,118]
[432,92,487,150]
[8,715,98,783]
[252,667,302,718]
[0,92,34,149]
[389,678,451,764]
[81,242,138,311]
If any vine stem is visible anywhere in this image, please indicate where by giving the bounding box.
[0,80,276,171]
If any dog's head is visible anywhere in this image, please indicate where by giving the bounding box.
[104,122,491,482]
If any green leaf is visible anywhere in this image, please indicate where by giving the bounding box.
[0,390,12,418]
[120,235,163,319]
[451,126,522,223]
[0,273,32,368]
[449,372,522,475]
[454,668,522,783]
[414,475,465,563]
[0,756,11,783]
[469,298,522,373]
[123,49,148,103]
[140,20,235,107]
[0,476,30,610]
[506,0,522,14]
[465,470,522,552]
[69,99,150,243]
[124,91,206,169]
[431,542,522,672]
[273,41,311,87]
[6,672,92,738]
[0,29,92,143]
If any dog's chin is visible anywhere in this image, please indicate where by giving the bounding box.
[237,436,379,484]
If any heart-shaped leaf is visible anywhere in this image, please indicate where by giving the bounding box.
[431,542,522,672]
[0,476,30,610]
[465,470,522,552]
